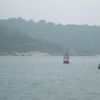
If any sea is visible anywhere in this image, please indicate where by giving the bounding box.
[0,56,100,100]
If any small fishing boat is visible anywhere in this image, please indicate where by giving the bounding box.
[63,54,70,64]
[98,63,100,69]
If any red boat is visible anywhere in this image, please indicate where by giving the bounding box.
[63,54,70,64]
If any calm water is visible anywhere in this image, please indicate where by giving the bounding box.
[0,56,100,100]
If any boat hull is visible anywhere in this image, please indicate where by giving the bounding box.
[98,64,100,69]
[63,60,69,64]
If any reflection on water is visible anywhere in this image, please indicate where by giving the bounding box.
[0,56,100,100]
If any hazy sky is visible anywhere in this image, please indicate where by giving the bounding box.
[0,0,100,25]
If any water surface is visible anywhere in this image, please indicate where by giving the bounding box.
[0,56,100,100]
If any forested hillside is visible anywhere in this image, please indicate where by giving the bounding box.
[0,17,100,55]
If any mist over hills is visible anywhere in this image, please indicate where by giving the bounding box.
[0,17,100,55]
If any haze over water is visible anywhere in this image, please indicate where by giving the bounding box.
[0,56,100,100]
[0,0,100,25]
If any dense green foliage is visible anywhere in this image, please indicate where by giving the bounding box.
[0,17,100,55]
[0,24,62,55]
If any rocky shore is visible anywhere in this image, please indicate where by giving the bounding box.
[0,51,49,56]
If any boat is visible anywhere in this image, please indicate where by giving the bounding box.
[63,54,70,64]
[98,63,100,69]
